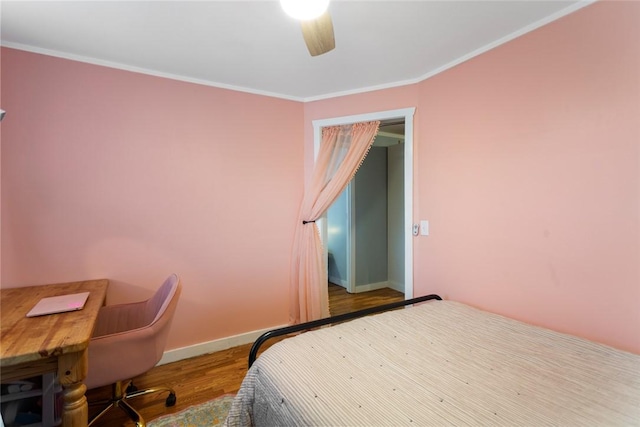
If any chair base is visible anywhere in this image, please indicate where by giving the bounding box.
[88,380,176,427]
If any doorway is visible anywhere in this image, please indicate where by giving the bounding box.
[327,121,405,294]
[314,108,415,299]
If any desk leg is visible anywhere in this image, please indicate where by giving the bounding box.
[58,350,89,427]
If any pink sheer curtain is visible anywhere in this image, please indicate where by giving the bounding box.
[290,121,380,323]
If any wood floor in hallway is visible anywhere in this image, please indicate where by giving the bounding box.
[87,284,404,426]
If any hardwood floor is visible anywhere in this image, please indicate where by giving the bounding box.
[86,284,403,426]
[328,282,405,316]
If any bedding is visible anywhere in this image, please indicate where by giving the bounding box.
[225,300,640,426]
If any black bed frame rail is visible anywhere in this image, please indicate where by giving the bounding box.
[248,293,442,368]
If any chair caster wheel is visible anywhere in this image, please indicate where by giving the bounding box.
[126,383,138,393]
[166,392,176,407]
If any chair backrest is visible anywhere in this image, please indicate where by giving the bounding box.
[85,274,182,390]
[144,274,181,327]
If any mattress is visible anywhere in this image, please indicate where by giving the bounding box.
[225,300,640,426]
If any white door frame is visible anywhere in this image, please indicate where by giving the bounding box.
[313,107,416,299]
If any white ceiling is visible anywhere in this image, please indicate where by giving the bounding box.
[1,1,591,102]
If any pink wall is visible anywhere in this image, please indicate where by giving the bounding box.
[2,1,638,355]
[304,1,639,353]
[1,48,304,349]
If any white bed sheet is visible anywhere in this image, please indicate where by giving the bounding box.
[225,300,640,426]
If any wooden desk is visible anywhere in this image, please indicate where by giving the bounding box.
[1,279,109,427]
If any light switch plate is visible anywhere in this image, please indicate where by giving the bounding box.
[420,220,429,236]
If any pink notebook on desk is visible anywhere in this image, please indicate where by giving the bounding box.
[26,292,90,317]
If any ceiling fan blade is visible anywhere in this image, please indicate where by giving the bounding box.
[300,11,335,57]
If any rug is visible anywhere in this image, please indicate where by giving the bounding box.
[148,394,235,427]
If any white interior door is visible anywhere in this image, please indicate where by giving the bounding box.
[387,140,405,292]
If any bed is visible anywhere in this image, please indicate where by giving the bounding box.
[224,296,640,426]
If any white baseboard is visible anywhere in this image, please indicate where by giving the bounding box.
[329,275,347,288]
[157,324,288,366]
[354,281,390,293]
[387,280,404,293]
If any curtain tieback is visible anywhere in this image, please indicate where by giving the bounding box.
[302,220,316,225]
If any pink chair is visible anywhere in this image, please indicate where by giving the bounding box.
[85,274,182,427]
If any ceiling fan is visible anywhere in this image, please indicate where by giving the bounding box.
[280,0,336,57]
